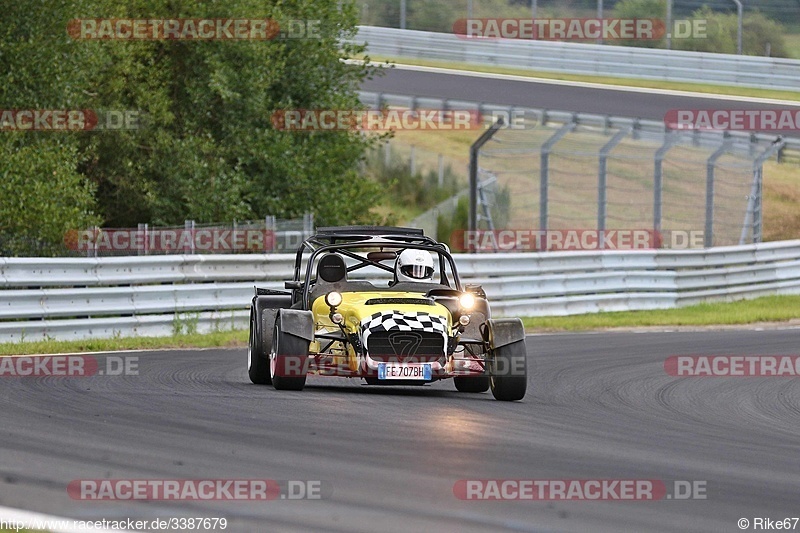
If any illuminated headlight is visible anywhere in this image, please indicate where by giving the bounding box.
[458,315,470,326]
[331,312,344,324]
[325,291,343,307]
[459,292,475,310]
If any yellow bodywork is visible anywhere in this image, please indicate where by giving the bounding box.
[310,291,453,372]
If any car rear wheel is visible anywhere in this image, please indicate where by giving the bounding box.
[454,375,490,393]
[248,310,271,385]
[489,339,527,401]
[269,315,309,391]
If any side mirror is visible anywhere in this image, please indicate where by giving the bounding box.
[285,281,303,290]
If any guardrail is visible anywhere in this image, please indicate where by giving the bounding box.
[352,26,800,92]
[2,240,800,342]
[358,90,800,157]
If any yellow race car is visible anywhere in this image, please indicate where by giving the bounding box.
[247,226,527,401]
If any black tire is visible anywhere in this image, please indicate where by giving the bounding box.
[248,310,271,385]
[489,339,528,401]
[269,315,309,391]
[454,375,490,393]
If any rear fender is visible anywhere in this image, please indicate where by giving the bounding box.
[251,290,292,356]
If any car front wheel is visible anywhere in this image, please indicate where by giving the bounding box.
[488,339,527,401]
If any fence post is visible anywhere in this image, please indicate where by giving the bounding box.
[438,153,444,187]
[598,126,632,248]
[232,219,238,254]
[265,215,276,252]
[468,117,505,238]
[705,137,731,248]
[89,226,99,258]
[410,145,416,175]
[742,138,787,244]
[303,212,314,239]
[654,131,678,245]
[185,220,195,254]
[540,117,577,233]
[136,223,143,256]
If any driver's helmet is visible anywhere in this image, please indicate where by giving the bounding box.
[396,249,434,282]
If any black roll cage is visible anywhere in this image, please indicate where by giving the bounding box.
[290,228,464,309]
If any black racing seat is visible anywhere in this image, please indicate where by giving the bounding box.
[316,253,347,283]
[308,253,376,305]
[309,254,348,305]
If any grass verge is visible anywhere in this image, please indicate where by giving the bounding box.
[523,295,800,332]
[0,329,247,356]
[360,55,800,102]
[0,296,798,355]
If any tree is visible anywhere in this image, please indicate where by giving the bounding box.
[1,0,387,257]
[613,0,666,48]
[0,0,102,255]
[77,0,384,226]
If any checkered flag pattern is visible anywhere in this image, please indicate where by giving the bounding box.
[360,311,449,335]
[360,311,450,355]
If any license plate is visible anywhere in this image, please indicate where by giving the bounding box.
[378,363,431,380]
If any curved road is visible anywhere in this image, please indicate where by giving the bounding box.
[2,329,800,532]
[361,65,800,122]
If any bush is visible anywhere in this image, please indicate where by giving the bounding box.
[0,136,101,256]
[613,0,667,48]
[367,145,462,212]
[673,7,788,57]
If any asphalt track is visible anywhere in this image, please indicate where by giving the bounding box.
[360,65,800,122]
[2,329,800,532]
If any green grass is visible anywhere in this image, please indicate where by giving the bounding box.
[0,296,798,356]
[0,329,247,356]
[523,295,800,331]
[358,55,800,102]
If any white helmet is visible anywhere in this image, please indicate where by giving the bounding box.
[396,249,434,282]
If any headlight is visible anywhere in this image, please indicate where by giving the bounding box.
[325,291,343,307]
[459,292,475,310]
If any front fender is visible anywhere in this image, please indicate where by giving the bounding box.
[277,309,315,342]
[485,318,526,349]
